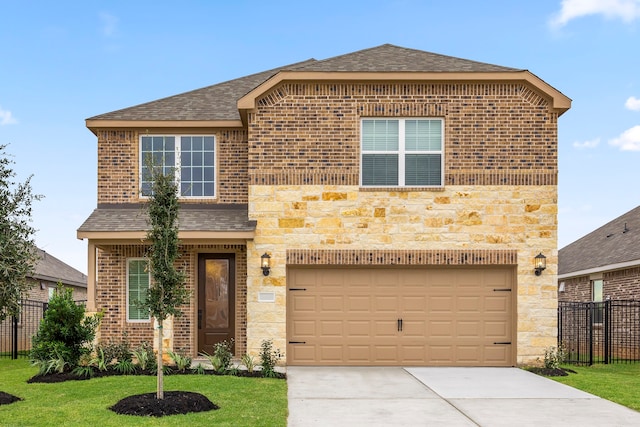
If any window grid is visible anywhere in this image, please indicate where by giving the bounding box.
[361,118,443,187]
[140,135,215,198]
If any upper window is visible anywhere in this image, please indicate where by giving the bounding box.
[127,258,150,322]
[140,135,215,198]
[361,118,443,187]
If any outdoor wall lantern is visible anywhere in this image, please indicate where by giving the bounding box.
[534,253,546,276]
[261,253,271,276]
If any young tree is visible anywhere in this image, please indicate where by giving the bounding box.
[0,144,42,321]
[142,168,189,400]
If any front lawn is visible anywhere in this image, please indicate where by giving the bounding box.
[0,358,287,426]
[551,363,640,411]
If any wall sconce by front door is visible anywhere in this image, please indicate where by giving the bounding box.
[261,253,271,276]
[534,252,546,276]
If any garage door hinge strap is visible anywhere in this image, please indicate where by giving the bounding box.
[493,288,511,292]
[493,342,512,345]
[289,341,306,344]
[289,288,307,291]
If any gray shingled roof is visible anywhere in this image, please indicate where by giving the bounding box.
[87,44,520,123]
[290,44,520,73]
[33,248,87,288]
[78,205,256,233]
[559,205,640,275]
[87,60,316,122]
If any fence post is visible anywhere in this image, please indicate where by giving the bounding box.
[588,302,594,366]
[11,314,18,359]
[604,300,610,364]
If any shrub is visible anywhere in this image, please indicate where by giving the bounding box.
[241,353,256,373]
[541,345,566,369]
[168,349,192,372]
[259,339,282,378]
[201,339,234,373]
[29,285,101,370]
[97,332,132,364]
[131,341,156,372]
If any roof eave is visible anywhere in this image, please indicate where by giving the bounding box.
[85,119,244,135]
[237,70,572,117]
[77,230,255,241]
[558,258,640,279]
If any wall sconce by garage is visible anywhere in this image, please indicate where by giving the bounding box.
[534,252,546,276]
[261,253,271,276]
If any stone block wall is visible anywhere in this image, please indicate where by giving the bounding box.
[246,184,558,365]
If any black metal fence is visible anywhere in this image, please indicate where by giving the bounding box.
[0,299,47,359]
[558,300,640,365]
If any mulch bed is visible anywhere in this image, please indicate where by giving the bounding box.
[0,391,23,405]
[527,367,577,377]
[27,368,285,384]
[109,391,218,417]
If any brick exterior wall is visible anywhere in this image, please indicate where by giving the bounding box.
[96,129,248,204]
[94,244,247,357]
[248,82,557,186]
[559,268,640,302]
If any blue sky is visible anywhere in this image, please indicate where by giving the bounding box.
[1,0,640,274]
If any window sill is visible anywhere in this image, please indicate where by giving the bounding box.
[359,186,445,192]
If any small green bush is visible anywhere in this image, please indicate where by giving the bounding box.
[201,339,234,373]
[541,345,566,369]
[241,353,256,373]
[131,341,156,372]
[29,285,101,370]
[259,339,282,378]
[168,349,192,372]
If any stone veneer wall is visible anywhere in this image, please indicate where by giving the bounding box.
[94,244,247,357]
[246,184,558,365]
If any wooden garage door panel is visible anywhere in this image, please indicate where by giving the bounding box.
[287,267,514,366]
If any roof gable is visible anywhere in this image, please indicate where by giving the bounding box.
[559,205,640,276]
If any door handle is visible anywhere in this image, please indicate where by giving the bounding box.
[198,309,202,329]
[397,318,403,332]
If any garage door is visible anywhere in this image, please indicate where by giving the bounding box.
[287,267,514,366]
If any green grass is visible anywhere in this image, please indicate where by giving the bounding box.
[552,363,640,411]
[0,359,287,426]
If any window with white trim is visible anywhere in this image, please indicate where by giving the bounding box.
[140,135,215,198]
[127,258,150,322]
[361,118,443,187]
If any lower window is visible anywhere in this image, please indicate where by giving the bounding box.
[127,258,150,322]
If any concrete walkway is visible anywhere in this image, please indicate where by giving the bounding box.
[287,367,640,426]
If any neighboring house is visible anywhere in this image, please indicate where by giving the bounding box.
[558,205,640,302]
[0,249,87,354]
[78,44,570,366]
[27,248,88,302]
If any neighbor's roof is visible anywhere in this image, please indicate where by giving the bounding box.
[77,204,256,240]
[559,205,640,277]
[86,44,569,128]
[33,248,87,288]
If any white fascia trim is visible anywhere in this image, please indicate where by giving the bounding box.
[558,258,640,279]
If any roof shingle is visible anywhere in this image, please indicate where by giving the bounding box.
[78,204,256,233]
[559,205,640,275]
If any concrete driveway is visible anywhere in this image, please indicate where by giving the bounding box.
[287,367,640,426]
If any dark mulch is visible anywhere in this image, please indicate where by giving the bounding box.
[0,391,23,406]
[109,391,218,417]
[28,368,285,384]
[527,367,577,377]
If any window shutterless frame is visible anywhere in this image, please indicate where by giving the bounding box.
[139,135,216,199]
[360,118,444,187]
[126,258,151,323]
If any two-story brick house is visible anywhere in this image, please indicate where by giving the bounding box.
[78,44,570,366]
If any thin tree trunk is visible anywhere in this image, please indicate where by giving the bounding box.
[157,322,164,400]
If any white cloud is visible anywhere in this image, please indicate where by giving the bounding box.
[609,125,640,150]
[573,137,600,149]
[0,106,17,125]
[550,0,640,27]
[100,12,118,37]
[625,96,640,111]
